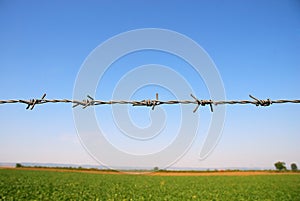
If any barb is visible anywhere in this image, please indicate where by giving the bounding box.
[1,93,300,112]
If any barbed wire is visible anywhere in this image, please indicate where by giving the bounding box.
[0,93,300,112]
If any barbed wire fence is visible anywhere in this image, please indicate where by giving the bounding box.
[1,93,300,112]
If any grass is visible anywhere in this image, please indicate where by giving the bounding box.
[0,168,300,200]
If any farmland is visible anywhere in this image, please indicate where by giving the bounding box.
[0,168,300,200]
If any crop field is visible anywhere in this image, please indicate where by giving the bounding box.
[0,169,300,200]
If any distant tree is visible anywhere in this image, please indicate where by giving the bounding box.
[153,167,159,171]
[15,163,22,168]
[274,161,286,171]
[291,163,298,171]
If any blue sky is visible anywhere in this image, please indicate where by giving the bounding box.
[0,1,299,169]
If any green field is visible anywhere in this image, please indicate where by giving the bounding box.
[0,169,300,201]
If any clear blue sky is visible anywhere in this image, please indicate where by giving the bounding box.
[0,0,299,169]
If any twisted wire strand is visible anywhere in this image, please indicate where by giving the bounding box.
[0,93,300,112]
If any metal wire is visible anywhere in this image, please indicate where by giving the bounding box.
[0,93,300,112]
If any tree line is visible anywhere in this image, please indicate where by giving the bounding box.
[274,161,298,171]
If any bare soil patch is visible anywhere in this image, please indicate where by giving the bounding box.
[1,167,298,176]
